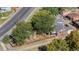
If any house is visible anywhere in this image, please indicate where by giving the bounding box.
[62,8,79,17]
[51,14,74,39]
[0,7,18,13]
[62,8,79,21]
[67,13,79,21]
[0,7,11,13]
[72,20,79,28]
[62,10,71,16]
[64,12,79,27]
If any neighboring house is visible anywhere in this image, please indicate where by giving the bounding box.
[63,12,79,28]
[0,7,11,13]
[62,10,71,16]
[62,8,79,17]
[67,13,79,21]
[62,8,79,22]
[72,21,79,28]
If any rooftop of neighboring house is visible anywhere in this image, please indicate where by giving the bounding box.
[62,9,71,16]
[74,21,79,26]
[67,12,79,21]
[62,8,79,16]
[0,7,11,13]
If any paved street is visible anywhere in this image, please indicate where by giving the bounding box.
[0,7,35,39]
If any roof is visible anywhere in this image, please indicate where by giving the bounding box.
[68,13,79,18]
[0,7,11,13]
[74,21,79,25]
[52,15,73,34]
[62,10,71,16]
[64,24,73,32]
[67,12,79,21]
[56,23,64,32]
[55,15,64,33]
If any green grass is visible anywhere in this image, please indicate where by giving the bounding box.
[0,18,8,25]
[0,11,12,25]
[2,11,12,17]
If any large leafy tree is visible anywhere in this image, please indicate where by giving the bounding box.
[31,10,55,34]
[12,21,33,45]
[47,39,69,51]
[65,30,79,51]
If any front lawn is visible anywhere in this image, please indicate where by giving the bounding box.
[0,11,12,25]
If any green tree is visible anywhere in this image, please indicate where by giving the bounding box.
[2,35,10,44]
[12,21,33,45]
[65,30,79,51]
[42,7,60,15]
[31,10,55,34]
[47,39,69,51]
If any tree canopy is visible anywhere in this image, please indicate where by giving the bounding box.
[31,10,55,34]
[47,39,69,51]
[42,7,60,15]
[12,21,33,45]
[65,30,79,51]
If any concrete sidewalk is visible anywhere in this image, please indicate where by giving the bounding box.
[8,36,55,51]
[25,7,41,22]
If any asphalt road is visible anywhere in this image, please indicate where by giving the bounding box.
[0,7,35,38]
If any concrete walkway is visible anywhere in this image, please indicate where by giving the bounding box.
[8,36,55,51]
[0,41,7,51]
[25,7,41,22]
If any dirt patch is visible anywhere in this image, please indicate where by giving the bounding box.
[26,34,55,44]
